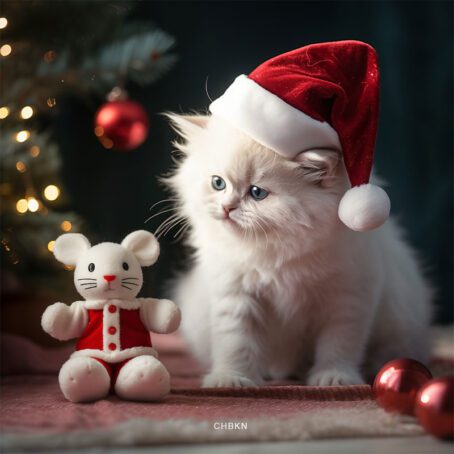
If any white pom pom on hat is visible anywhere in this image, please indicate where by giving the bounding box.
[209,40,391,231]
[338,184,391,232]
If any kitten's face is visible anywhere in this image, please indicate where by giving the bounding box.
[166,115,345,248]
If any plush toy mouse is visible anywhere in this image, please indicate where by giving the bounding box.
[41,230,181,403]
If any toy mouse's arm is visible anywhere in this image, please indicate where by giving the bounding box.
[41,301,88,341]
[139,298,181,334]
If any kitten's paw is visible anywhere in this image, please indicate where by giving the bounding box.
[307,366,364,386]
[202,371,259,388]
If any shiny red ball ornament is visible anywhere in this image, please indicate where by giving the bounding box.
[372,358,432,415]
[415,376,454,440]
[95,100,149,151]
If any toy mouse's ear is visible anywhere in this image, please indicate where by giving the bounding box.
[121,230,160,266]
[53,233,91,266]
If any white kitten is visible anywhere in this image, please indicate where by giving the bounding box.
[162,113,433,387]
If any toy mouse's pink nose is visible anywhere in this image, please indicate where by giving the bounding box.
[104,275,116,282]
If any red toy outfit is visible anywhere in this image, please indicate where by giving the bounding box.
[71,300,157,370]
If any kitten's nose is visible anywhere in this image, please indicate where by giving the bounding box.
[104,275,116,282]
[223,205,236,217]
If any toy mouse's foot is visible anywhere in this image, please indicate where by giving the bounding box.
[115,355,170,401]
[59,357,110,403]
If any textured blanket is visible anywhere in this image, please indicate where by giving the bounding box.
[1,329,452,451]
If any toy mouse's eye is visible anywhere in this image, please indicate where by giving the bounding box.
[122,262,129,271]
[88,263,95,272]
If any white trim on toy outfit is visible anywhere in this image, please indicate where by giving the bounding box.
[82,299,141,310]
[71,346,158,362]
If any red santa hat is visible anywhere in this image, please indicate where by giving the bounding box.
[209,40,390,232]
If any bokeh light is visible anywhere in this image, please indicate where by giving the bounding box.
[61,220,72,232]
[30,146,40,157]
[16,161,27,173]
[27,197,40,212]
[20,106,34,119]
[43,184,60,201]
[16,199,28,214]
[16,130,30,142]
[0,107,9,119]
[0,44,12,57]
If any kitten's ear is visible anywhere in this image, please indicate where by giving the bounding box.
[53,233,91,266]
[165,113,208,140]
[294,149,340,186]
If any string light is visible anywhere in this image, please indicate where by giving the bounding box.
[64,265,75,271]
[16,199,28,214]
[16,130,30,142]
[61,220,72,232]
[30,146,40,157]
[47,240,55,252]
[16,161,27,173]
[0,44,12,57]
[0,107,9,119]
[1,239,11,252]
[43,184,60,201]
[20,106,34,119]
[27,197,40,212]
[0,17,7,29]
[46,97,57,108]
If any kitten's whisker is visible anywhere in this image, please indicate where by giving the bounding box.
[159,217,185,238]
[145,207,178,224]
[155,213,181,235]
[122,277,139,280]
[121,281,139,286]
[173,219,190,239]
[253,222,261,249]
[174,224,190,240]
[82,286,97,290]
[205,76,213,102]
[255,218,269,250]
[78,278,96,281]
[149,198,177,211]
[155,213,185,238]
[121,284,133,290]
[269,223,285,251]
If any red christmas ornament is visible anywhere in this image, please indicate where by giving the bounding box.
[95,100,149,151]
[373,358,432,415]
[415,376,454,440]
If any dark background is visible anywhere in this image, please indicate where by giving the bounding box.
[56,1,452,323]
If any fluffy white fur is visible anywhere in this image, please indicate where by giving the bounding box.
[162,114,433,387]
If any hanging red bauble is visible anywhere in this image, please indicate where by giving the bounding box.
[372,358,432,415]
[95,100,149,151]
[415,376,454,440]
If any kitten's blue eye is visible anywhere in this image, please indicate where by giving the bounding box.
[211,176,226,191]
[250,185,269,201]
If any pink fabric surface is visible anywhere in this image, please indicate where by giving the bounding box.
[1,375,373,434]
[0,332,452,437]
